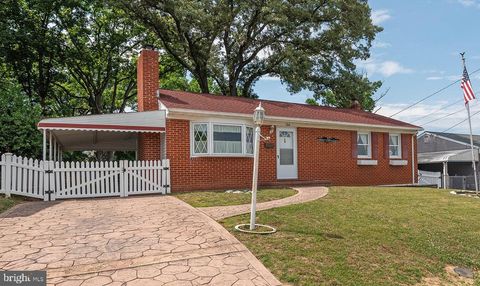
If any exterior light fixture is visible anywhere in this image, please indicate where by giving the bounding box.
[253,103,265,125]
[235,103,276,234]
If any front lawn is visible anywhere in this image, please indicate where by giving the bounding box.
[221,187,480,286]
[174,188,297,207]
[0,196,23,214]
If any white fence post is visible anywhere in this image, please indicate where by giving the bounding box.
[119,160,127,197]
[3,153,12,198]
[43,161,55,201]
[162,159,170,194]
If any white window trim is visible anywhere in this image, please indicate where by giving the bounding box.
[190,121,254,157]
[357,132,372,159]
[191,122,209,155]
[389,133,402,159]
[245,126,254,155]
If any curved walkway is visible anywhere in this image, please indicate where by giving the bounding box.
[200,186,329,220]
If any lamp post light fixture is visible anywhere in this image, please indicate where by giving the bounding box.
[235,103,276,234]
[250,103,265,230]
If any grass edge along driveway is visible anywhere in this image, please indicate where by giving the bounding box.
[174,188,297,207]
[0,196,24,214]
[221,187,480,286]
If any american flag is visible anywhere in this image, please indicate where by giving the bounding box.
[461,66,476,104]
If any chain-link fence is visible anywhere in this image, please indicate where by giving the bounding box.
[448,175,478,190]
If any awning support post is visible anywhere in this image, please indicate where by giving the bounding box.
[49,132,53,161]
[43,129,47,161]
[53,137,57,162]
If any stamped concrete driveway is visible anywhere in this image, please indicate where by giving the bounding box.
[0,196,281,286]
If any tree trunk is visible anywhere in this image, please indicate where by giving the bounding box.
[228,74,238,96]
[195,67,210,94]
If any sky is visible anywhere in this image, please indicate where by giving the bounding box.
[253,0,480,134]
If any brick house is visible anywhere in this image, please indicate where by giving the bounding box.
[137,48,421,192]
[38,48,422,192]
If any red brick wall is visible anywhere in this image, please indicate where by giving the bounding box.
[137,48,161,160]
[296,128,417,186]
[164,119,417,192]
[138,133,161,161]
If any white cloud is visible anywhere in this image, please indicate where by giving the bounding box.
[425,75,461,81]
[371,9,391,25]
[457,0,480,7]
[357,59,413,77]
[377,100,480,133]
[372,41,391,48]
[260,75,280,81]
[426,76,444,81]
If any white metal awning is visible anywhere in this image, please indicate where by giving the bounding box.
[38,111,165,133]
[37,111,166,153]
[418,149,479,164]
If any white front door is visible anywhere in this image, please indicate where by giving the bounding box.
[276,127,298,179]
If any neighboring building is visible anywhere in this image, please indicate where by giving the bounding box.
[38,48,422,192]
[418,131,480,189]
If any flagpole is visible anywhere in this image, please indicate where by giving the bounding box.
[461,53,479,195]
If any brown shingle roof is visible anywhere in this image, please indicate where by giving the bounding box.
[159,89,420,130]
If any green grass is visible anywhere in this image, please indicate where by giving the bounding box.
[0,196,23,214]
[221,187,480,286]
[174,188,297,207]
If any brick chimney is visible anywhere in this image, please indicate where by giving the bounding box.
[137,46,161,161]
[137,46,159,111]
[350,99,362,110]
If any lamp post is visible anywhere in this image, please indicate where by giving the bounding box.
[250,103,265,230]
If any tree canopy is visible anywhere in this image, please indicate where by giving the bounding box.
[0,78,42,157]
[119,0,382,109]
[0,0,384,157]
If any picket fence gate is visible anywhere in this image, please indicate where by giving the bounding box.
[0,153,170,201]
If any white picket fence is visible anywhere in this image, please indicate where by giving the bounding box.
[0,153,170,201]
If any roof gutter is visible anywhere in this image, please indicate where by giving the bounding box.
[166,108,423,133]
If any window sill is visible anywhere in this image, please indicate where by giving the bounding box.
[390,159,408,166]
[191,154,254,158]
[357,159,378,166]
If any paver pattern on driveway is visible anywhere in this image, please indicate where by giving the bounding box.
[0,196,281,285]
[200,186,329,220]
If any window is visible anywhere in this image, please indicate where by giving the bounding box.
[389,134,401,158]
[213,124,242,154]
[191,122,254,156]
[245,127,254,154]
[357,132,371,158]
[193,123,208,154]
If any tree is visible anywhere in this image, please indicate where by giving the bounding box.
[119,0,381,109]
[55,1,146,115]
[0,0,64,115]
[0,78,42,158]
[311,72,382,111]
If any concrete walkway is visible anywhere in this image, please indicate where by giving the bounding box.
[0,196,281,286]
[200,186,329,220]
